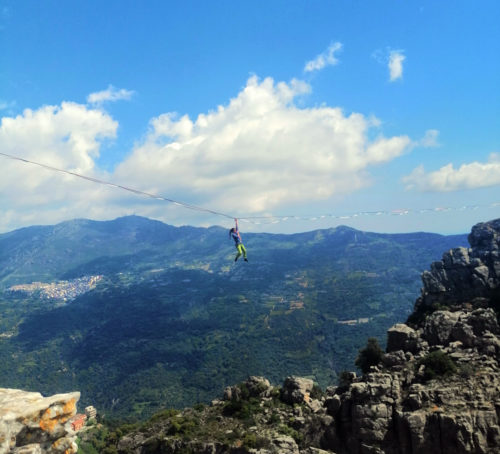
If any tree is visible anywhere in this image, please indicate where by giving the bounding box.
[355,337,384,374]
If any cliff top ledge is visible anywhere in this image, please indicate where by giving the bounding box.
[0,388,80,454]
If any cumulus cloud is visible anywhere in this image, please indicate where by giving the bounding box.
[115,76,411,215]
[0,76,415,232]
[304,42,343,73]
[0,102,118,230]
[403,153,500,192]
[87,85,135,105]
[388,50,405,81]
[372,48,406,82]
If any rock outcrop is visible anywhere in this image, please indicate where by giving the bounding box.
[0,388,80,454]
[105,218,500,454]
[115,374,332,454]
[320,218,500,454]
[413,218,500,316]
[325,305,500,454]
[281,377,314,405]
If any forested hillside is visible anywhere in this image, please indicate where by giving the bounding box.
[0,216,467,420]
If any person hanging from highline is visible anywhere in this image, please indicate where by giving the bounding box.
[229,218,248,262]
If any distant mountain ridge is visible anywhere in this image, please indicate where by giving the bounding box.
[0,215,466,287]
[0,216,218,287]
[0,216,469,420]
[95,217,500,454]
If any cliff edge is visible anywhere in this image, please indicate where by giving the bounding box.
[0,388,80,454]
[319,217,500,453]
[75,218,500,453]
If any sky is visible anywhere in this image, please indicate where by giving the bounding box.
[1,0,499,235]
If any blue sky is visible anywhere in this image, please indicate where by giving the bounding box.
[1,0,499,234]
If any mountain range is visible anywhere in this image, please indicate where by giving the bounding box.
[0,216,468,420]
[81,217,500,454]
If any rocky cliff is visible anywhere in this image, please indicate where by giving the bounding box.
[80,218,500,454]
[0,388,80,453]
[319,217,500,454]
[412,218,500,318]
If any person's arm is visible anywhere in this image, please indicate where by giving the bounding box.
[235,218,242,240]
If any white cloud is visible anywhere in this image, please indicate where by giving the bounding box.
[304,42,343,73]
[115,76,411,215]
[0,102,118,229]
[0,76,415,232]
[388,50,405,81]
[418,129,440,148]
[403,153,500,192]
[87,85,135,105]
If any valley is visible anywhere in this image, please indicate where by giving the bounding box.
[0,216,468,421]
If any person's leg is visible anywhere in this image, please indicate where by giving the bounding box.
[235,244,243,261]
[240,244,247,260]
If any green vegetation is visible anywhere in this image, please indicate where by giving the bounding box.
[222,383,265,423]
[355,337,384,374]
[241,432,270,449]
[0,216,467,420]
[149,408,179,423]
[78,376,313,453]
[77,423,117,454]
[458,362,475,379]
[416,350,457,381]
[278,423,304,444]
[167,416,198,437]
[223,397,262,421]
[337,370,355,390]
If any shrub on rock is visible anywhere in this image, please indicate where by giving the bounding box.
[355,337,384,374]
[417,350,457,381]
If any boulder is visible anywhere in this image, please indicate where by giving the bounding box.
[423,311,460,345]
[387,324,418,353]
[443,247,470,267]
[467,308,500,336]
[468,219,500,254]
[223,376,272,402]
[0,388,80,454]
[271,435,299,454]
[245,376,272,397]
[281,377,314,405]
[450,321,476,347]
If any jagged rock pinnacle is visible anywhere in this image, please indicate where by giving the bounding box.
[413,218,500,319]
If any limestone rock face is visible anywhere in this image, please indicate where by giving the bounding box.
[324,306,500,454]
[223,376,273,402]
[387,323,418,353]
[281,377,314,405]
[0,388,80,454]
[415,219,500,314]
[321,218,500,454]
[109,218,500,454]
